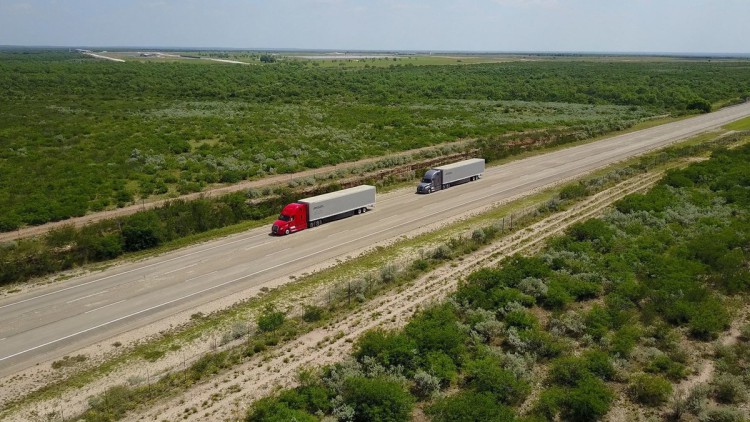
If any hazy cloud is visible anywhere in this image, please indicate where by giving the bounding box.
[0,0,747,53]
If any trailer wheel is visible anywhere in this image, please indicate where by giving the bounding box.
[356,208,361,215]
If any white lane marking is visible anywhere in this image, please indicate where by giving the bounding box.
[185,271,218,282]
[0,233,267,310]
[0,338,6,342]
[163,262,199,275]
[266,248,289,257]
[84,300,126,314]
[243,240,274,251]
[66,290,108,304]
[1,271,272,361]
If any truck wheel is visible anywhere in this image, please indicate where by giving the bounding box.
[285,228,290,235]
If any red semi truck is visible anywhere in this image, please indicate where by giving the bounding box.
[271,185,376,235]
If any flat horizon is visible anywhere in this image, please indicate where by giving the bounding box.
[2,45,749,58]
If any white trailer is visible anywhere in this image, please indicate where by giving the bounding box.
[300,185,376,222]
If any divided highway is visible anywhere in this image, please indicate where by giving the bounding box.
[2,102,750,377]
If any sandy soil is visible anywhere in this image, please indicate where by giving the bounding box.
[673,310,747,396]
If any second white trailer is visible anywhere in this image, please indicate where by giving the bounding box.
[417,158,485,194]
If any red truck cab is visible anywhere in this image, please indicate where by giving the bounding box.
[271,203,308,235]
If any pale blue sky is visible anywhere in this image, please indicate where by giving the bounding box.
[0,0,747,53]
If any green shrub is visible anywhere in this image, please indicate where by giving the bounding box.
[561,377,614,422]
[533,387,564,420]
[276,384,332,415]
[559,183,588,200]
[568,218,615,248]
[629,374,672,406]
[609,324,640,358]
[121,212,165,251]
[645,354,687,380]
[504,310,538,330]
[542,280,573,310]
[615,185,676,214]
[422,351,458,387]
[548,356,592,386]
[712,374,747,404]
[302,305,324,323]
[427,390,516,422]
[700,406,746,422]
[353,329,417,371]
[534,378,613,422]
[411,258,430,271]
[245,397,317,422]
[404,303,467,362]
[341,376,414,422]
[464,356,530,405]
[189,351,230,381]
[582,350,616,381]
[688,297,730,340]
[80,385,137,422]
[257,305,286,333]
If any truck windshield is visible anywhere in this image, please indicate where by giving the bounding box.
[278,214,291,222]
[421,177,432,183]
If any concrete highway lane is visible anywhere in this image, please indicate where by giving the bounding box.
[1,101,750,376]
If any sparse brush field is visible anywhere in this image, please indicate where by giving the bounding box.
[2,50,750,231]
[237,142,750,421]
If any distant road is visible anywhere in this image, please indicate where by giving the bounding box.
[1,101,749,377]
[83,52,125,62]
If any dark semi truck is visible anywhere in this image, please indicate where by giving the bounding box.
[416,158,485,194]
